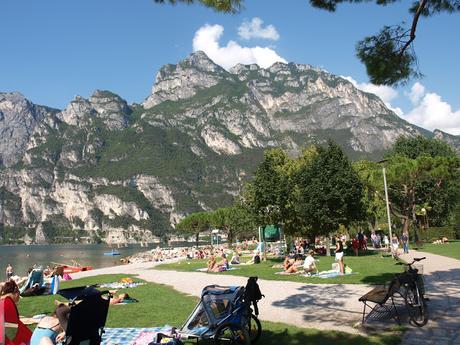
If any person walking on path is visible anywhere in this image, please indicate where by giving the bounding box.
[391,234,399,257]
[401,232,409,254]
[6,263,13,281]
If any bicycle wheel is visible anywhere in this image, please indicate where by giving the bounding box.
[214,323,251,345]
[405,285,428,327]
[246,314,262,343]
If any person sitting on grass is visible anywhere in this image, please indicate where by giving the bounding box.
[244,251,261,265]
[284,255,303,274]
[207,255,217,272]
[215,257,229,272]
[0,280,20,304]
[282,256,292,270]
[110,293,131,305]
[230,251,240,265]
[303,250,318,275]
[30,303,70,345]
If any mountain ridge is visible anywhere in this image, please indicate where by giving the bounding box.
[1,51,458,245]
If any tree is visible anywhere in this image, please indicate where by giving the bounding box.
[384,136,460,238]
[385,155,460,239]
[175,212,210,246]
[155,0,459,85]
[209,204,257,243]
[245,148,292,228]
[387,136,456,160]
[295,141,365,246]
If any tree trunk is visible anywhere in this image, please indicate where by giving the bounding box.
[325,236,331,256]
[196,233,199,248]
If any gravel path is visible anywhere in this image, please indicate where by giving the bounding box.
[398,250,460,345]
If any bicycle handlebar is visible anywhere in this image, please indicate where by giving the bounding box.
[408,257,426,265]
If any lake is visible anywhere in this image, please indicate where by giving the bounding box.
[0,243,154,279]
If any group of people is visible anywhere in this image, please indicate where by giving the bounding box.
[281,250,319,275]
[0,277,70,345]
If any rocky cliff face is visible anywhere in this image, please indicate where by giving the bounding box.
[0,51,458,244]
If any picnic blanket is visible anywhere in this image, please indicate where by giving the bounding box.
[102,326,172,345]
[98,282,145,289]
[196,267,240,272]
[304,270,356,279]
[274,271,301,275]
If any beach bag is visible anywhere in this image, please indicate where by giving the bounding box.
[331,263,340,272]
[63,273,72,281]
[345,266,353,274]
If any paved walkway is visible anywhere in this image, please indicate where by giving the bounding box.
[398,251,460,345]
[73,250,460,340]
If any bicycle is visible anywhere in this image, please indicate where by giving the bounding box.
[396,257,428,327]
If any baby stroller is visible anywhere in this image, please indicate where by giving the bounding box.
[179,277,263,345]
[57,285,111,345]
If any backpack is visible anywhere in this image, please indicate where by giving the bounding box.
[245,277,264,316]
[254,255,261,264]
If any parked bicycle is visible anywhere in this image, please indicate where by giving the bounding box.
[396,257,428,326]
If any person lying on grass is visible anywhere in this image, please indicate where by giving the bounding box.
[284,255,303,274]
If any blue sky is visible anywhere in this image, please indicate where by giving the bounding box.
[1,0,459,134]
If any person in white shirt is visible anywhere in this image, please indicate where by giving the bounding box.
[303,250,318,274]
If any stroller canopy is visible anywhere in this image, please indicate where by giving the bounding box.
[181,285,244,337]
[57,285,102,301]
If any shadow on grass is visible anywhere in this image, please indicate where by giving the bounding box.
[255,327,402,345]
[195,325,402,345]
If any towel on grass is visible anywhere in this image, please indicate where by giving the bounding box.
[274,271,301,275]
[196,267,240,272]
[99,282,145,289]
[304,270,356,279]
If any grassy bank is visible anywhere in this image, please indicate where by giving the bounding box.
[16,274,402,345]
[414,240,460,260]
[155,251,404,285]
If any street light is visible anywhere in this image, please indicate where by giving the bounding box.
[378,159,394,255]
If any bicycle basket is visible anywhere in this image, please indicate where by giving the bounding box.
[405,264,423,275]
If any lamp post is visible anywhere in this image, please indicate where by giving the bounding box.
[378,160,394,255]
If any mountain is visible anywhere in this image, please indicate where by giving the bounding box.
[1,51,458,244]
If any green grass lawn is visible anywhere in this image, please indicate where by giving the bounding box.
[155,251,404,285]
[414,240,460,260]
[16,274,402,345]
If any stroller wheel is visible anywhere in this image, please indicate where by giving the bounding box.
[214,323,250,345]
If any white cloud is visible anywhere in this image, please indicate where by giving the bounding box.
[342,76,403,116]
[192,24,286,70]
[408,82,425,105]
[344,76,460,135]
[238,17,280,41]
[405,89,460,135]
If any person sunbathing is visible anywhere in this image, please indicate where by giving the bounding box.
[30,303,69,345]
[110,293,131,305]
[284,255,303,274]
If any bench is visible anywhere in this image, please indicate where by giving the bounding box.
[359,277,401,324]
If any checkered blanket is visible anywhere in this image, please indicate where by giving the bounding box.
[102,327,167,345]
